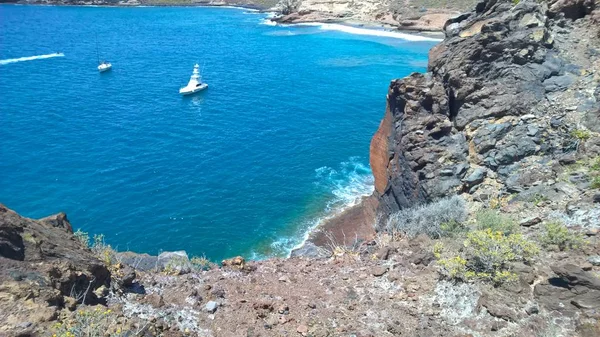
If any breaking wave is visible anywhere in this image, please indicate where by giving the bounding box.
[296,23,443,41]
[250,157,374,260]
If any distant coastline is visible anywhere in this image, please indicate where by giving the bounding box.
[0,0,272,11]
[2,1,452,34]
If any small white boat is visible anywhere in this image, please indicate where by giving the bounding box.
[98,61,112,72]
[95,34,112,73]
[180,64,208,95]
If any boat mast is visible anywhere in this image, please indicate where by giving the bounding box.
[95,33,100,65]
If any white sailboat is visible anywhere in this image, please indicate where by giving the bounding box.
[96,34,112,73]
[179,64,208,95]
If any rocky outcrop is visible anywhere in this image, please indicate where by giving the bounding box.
[535,263,600,313]
[274,0,473,32]
[370,0,600,220]
[0,204,110,336]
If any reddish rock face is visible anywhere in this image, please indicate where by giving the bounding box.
[369,107,393,195]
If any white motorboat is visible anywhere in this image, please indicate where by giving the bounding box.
[180,64,208,95]
[98,61,112,72]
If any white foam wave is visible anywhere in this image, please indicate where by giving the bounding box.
[260,19,278,26]
[286,157,374,257]
[247,157,373,260]
[295,23,442,42]
[216,5,259,11]
[0,53,65,66]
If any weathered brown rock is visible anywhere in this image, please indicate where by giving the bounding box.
[0,204,110,335]
[535,264,600,314]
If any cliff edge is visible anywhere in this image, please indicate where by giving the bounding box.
[370,0,599,217]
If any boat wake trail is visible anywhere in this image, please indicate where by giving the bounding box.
[0,53,65,66]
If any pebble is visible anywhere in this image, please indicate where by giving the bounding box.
[586,228,599,236]
[297,324,309,335]
[372,266,389,277]
[582,262,594,271]
[519,217,542,227]
[205,301,218,313]
[587,255,600,266]
[375,246,391,260]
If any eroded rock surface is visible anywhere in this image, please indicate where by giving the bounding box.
[370,0,600,219]
[0,204,110,336]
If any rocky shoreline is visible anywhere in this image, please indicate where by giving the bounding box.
[272,8,458,32]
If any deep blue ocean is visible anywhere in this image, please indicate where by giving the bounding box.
[0,4,436,261]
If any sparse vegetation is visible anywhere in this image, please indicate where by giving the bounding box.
[475,209,517,234]
[52,307,137,337]
[385,195,467,239]
[571,129,591,141]
[191,255,215,271]
[591,176,600,189]
[433,241,443,259]
[438,229,538,285]
[164,255,192,275]
[90,234,117,266]
[74,229,90,247]
[23,232,36,244]
[324,231,364,258]
[531,193,550,206]
[440,219,468,237]
[540,222,585,251]
[73,230,118,266]
[591,157,600,171]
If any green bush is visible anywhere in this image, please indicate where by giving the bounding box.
[440,220,468,237]
[591,176,600,189]
[475,209,518,234]
[438,229,538,285]
[571,129,591,141]
[531,193,549,206]
[190,255,215,271]
[591,157,600,171]
[73,229,90,247]
[540,222,585,251]
[91,234,117,266]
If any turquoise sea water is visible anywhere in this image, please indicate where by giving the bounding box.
[0,5,436,261]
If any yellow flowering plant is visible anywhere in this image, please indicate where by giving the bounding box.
[437,229,538,285]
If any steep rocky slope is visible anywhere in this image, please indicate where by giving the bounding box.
[2,201,600,337]
[370,0,599,217]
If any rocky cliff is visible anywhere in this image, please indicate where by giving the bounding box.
[370,0,599,218]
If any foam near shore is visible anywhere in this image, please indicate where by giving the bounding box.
[300,22,443,41]
[284,158,374,258]
[262,19,443,41]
